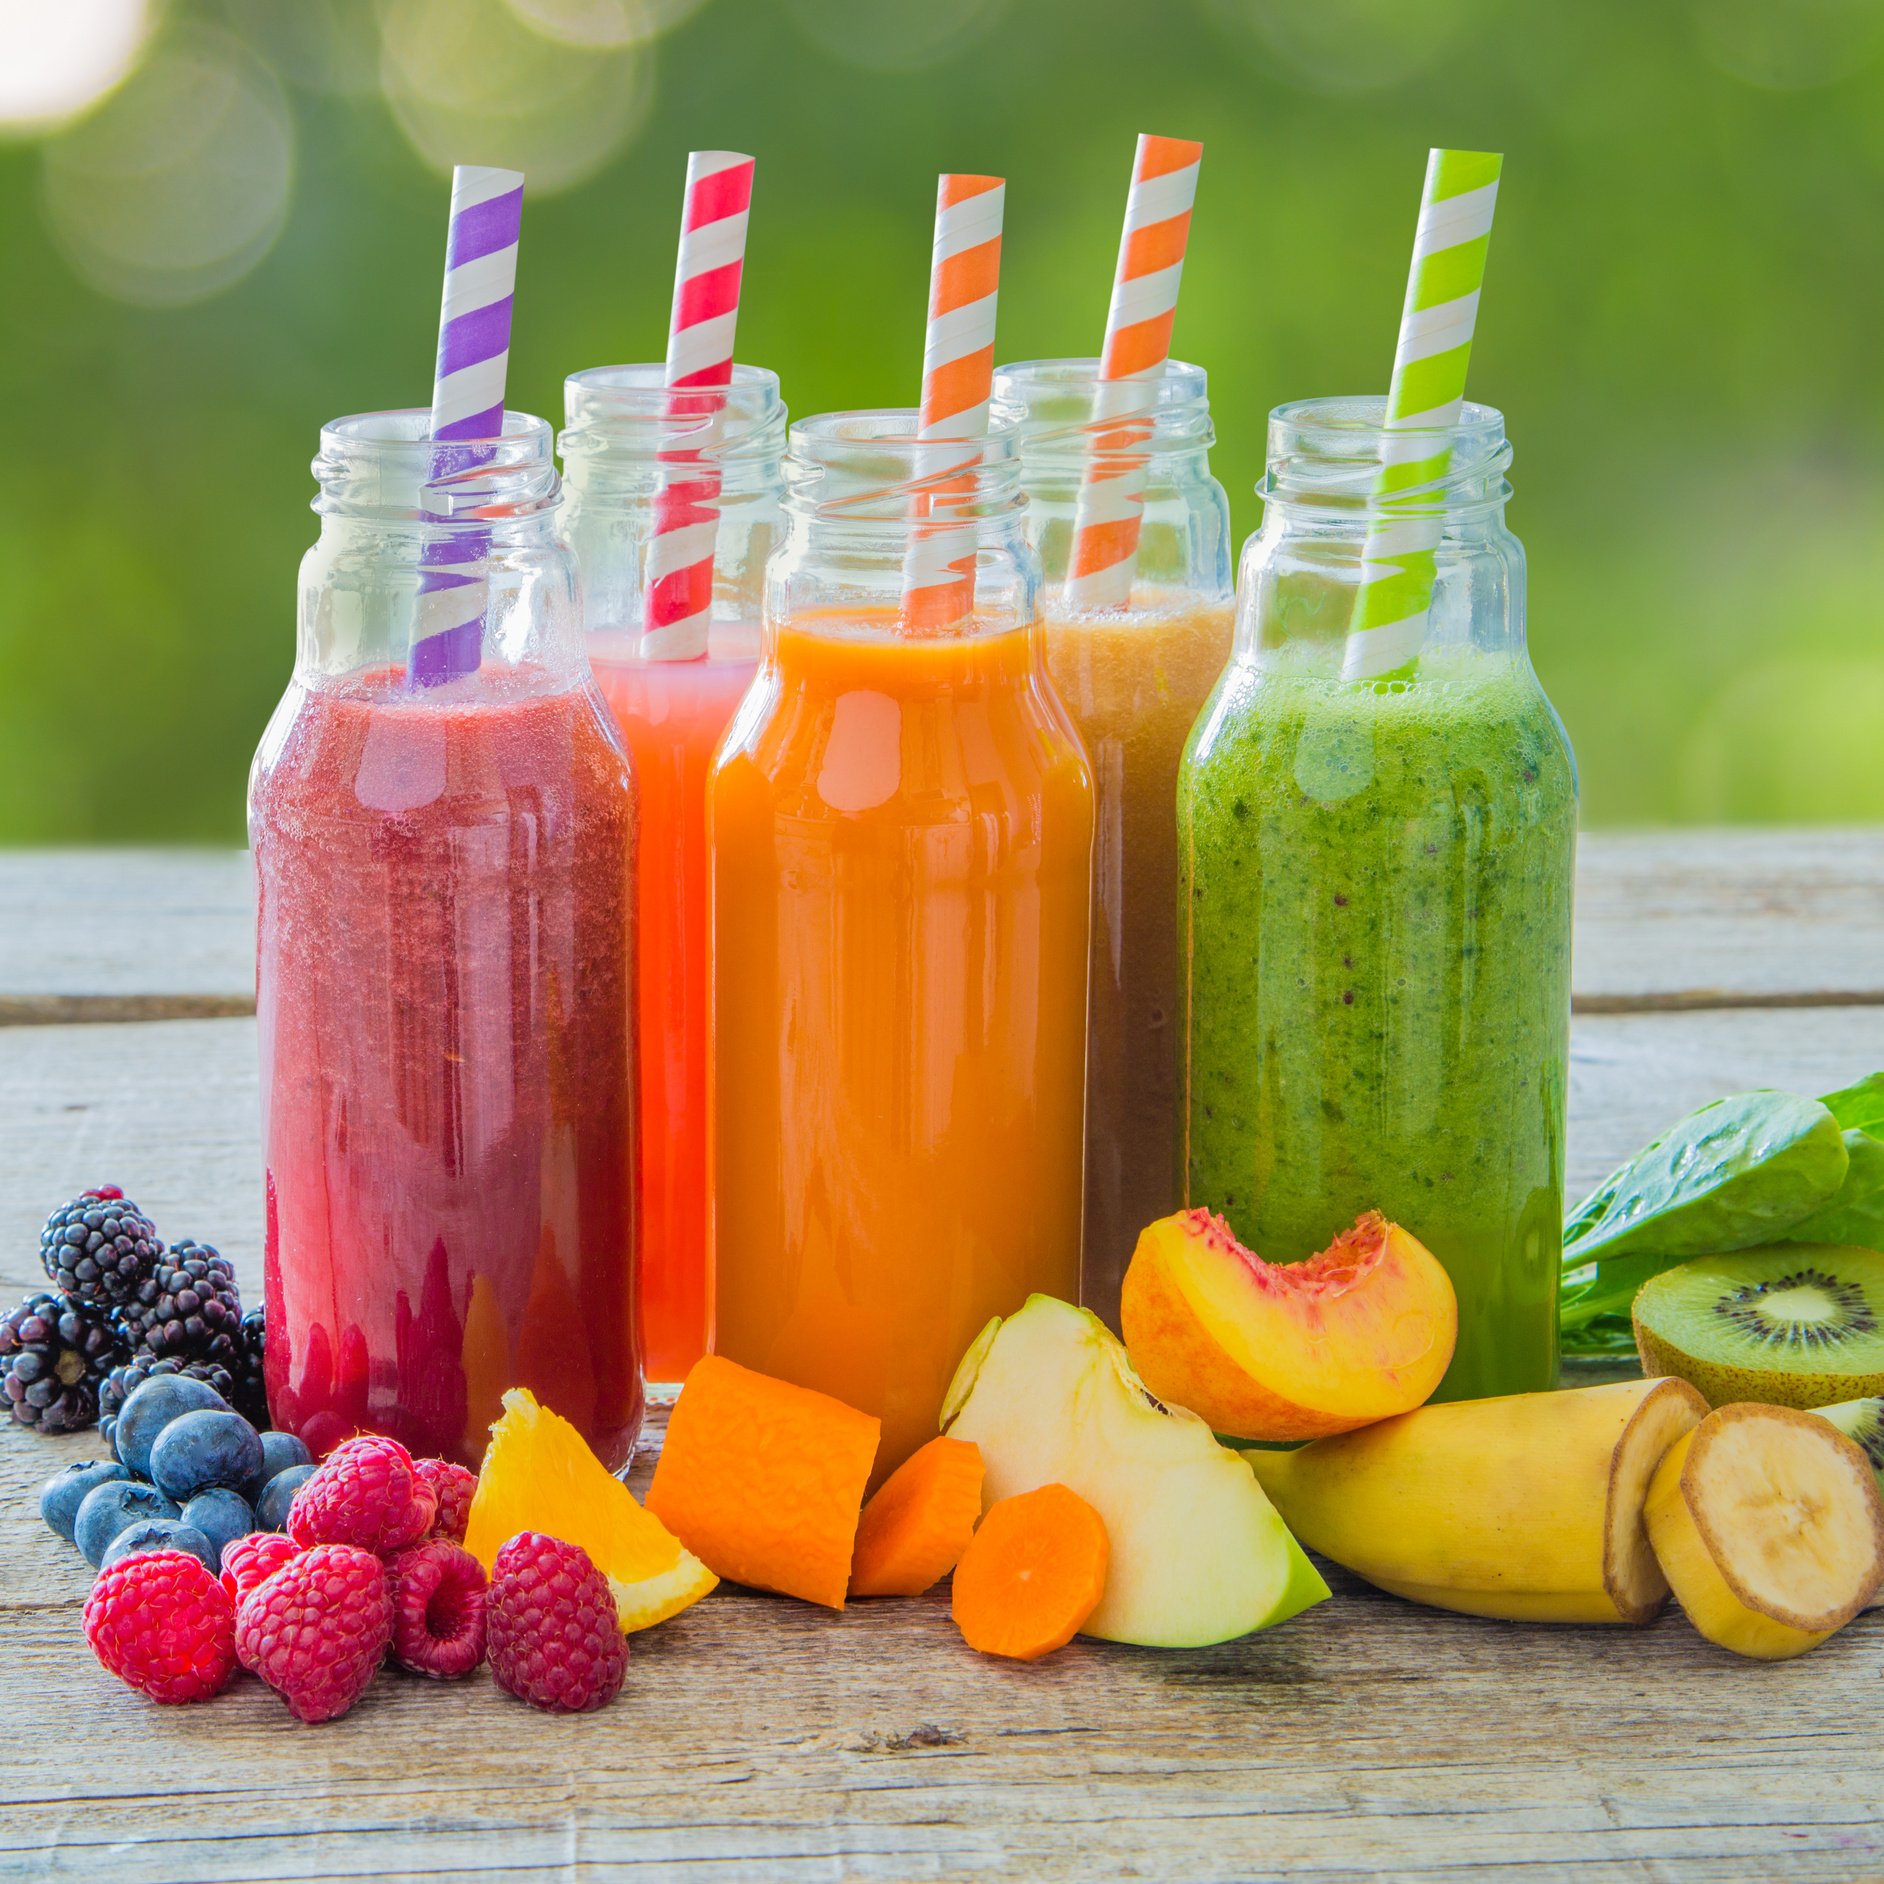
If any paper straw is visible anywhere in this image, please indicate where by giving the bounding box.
[1064,133,1203,612]
[641,150,756,662]
[900,173,1005,631]
[410,163,525,689]
[1340,148,1503,682]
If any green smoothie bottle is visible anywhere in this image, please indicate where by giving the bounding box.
[1178,397,1575,1400]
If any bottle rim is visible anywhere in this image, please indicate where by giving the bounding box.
[1259,395,1512,514]
[312,409,561,521]
[559,362,787,463]
[785,404,1026,521]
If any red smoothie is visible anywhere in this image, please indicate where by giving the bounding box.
[252,669,641,1469]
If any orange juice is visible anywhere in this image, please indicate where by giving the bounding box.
[710,611,1093,1476]
[1042,595,1234,1325]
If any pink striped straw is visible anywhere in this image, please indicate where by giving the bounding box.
[410,163,526,688]
[1065,134,1202,612]
[900,172,1005,631]
[640,150,756,662]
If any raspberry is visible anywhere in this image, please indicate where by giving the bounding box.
[387,1540,487,1679]
[415,1458,477,1542]
[487,1532,626,1714]
[85,1550,236,1704]
[236,1543,391,1723]
[288,1434,435,1553]
[221,1530,302,1605]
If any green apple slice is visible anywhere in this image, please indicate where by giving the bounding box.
[942,1293,1329,1648]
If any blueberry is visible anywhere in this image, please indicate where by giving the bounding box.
[150,1408,264,1502]
[40,1460,129,1545]
[255,1429,312,1489]
[256,1462,315,1531]
[75,1480,181,1567]
[99,1519,217,1576]
[112,1373,229,1478]
[181,1487,254,1566]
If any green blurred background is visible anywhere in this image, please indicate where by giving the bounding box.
[1,0,1881,841]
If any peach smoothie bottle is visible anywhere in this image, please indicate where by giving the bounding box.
[559,364,786,1397]
[996,359,1233,1328]
[710,409,1094,1477]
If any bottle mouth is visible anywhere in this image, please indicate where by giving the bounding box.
[559,363,786,463]
[992,358,1214,453]
[313,410,560,519]
[785,405,1026,521]
[1259,396,1511,512]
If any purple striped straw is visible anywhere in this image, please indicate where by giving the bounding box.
[409,164,525,688]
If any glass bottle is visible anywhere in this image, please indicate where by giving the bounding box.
[560,364,785,1397]
[996,358,1233,1327]
[250,410,642,1469]
[710,407,1093,1479]
[1179,397,1576,1400]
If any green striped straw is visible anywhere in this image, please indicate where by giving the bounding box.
[1341,148,1503,682]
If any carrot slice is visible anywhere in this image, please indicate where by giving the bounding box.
[950,1483,1109,1661]
[645,1355,880,1609]
[849,1436,985,1598]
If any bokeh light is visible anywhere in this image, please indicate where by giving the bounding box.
[0,0,150,134]
[38,28,295,307]
[1689,0,1884,91]
[780,0,1008,75]
[1204,0,1483,95]
[379,0,653,192]
[504,0,704,50]
[223,0,384,97]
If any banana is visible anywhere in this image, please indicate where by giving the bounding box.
[1644,1402,1884,1660]
[1244,1376,1706,1623]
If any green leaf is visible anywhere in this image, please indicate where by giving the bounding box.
[1562,1090,1847,1271]
[1822,1074,1884,1140]
[1786,1128,1884,1250]
[1558,1312,1638,1358]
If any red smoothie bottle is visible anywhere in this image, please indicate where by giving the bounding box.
[559,364,785,1396]
[250,411,643,1470]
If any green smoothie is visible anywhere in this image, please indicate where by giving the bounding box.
[1178,647,1576,1400]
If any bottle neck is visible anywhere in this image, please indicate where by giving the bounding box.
[1236,395,1525,673]
[991,358,1231,607]
[300,410,583,689]
[768,408,1037,640]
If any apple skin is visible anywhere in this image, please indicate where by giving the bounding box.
[942,1294,1329,1648]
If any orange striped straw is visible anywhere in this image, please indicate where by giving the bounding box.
[900,173,1005,631]
[1065,133,1203,611]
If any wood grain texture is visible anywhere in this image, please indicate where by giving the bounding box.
[1,831,1879,1012]
[1,1001,1882,1879]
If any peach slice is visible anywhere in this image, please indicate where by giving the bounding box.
[1119,1209,1457,1442]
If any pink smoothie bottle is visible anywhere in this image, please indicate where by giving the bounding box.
[249,411,643,1470]
[558,364,785,1397]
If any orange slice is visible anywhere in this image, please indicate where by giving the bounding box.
[465,1388,717,1632]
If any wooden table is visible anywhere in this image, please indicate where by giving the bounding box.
[2,834,1881,1882]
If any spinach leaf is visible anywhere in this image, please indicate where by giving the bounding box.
[1562,1090,1846,1270]
[1786,1076,1884,1250]
[1824,1073,1884,1139]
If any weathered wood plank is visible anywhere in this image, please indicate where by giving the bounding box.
[1,1005,1882,1879]
[1,832,1881,1012]
[1571,828,1884,1009]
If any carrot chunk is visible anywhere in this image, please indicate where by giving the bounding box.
[645,1355,880,1609]
[950,1482,1109,1661]
[849,1436,985,1598]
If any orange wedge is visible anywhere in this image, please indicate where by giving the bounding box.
[464,1388,717,1632]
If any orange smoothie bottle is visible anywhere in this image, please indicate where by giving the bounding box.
[560,365,786,1395]
[710,410,1093,1476]
[996,360,1234,1327]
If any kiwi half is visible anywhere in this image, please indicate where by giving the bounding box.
[1633,1245,1884,1409]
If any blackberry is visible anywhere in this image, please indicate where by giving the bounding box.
[231,1304,269,1428]
[0,1291,124,1433]
[116,1239,243,1372]
[39,1187,162,1309]
[99,1354,235,1452]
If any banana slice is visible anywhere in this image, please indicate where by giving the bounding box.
[1645,1402,1884,1660]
